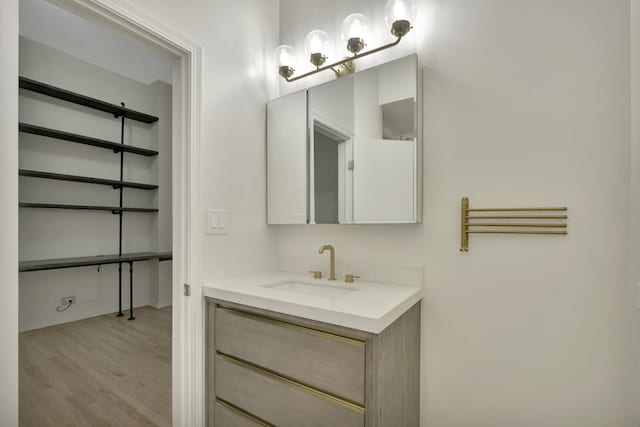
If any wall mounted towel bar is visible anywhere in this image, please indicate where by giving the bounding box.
[460,197,568,252]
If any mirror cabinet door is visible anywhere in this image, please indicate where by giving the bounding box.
[267,90,308,224]
[267,54,420,225]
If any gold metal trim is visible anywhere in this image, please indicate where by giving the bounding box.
[461,196,469,253]
[215,398,275,427]
[460,197,569,252]
[467,207,567,212]
[468,223,567,228]
[468,230,568,235]
[217,352,366,414]
[466,215,568,220]
[216,306,366,348]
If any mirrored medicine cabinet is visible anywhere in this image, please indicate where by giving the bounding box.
[267,54,421,225]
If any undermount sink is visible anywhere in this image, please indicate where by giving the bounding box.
[261,281,360,299]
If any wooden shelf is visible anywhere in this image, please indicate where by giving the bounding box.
[19,77,159,124]
[19,202,158,213]
[19,169,158,190]
[20,123,159,157]
[19,251,173,272]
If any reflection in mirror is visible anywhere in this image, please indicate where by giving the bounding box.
[314,127,339,224]
[313,121,352,224]
[382,98,415,140]
[266,54,420,225]
[314,133,338,224]
[309,54,418,224]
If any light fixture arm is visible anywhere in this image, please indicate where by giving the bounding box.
[284,36,403,83]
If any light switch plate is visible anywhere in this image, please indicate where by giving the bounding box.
[206,209,228,235]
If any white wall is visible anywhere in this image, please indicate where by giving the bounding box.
[278,0,636,426]
[18,37,172,331]
[20,0,174,85]
[113,0,280,283]
[0,0,19,423]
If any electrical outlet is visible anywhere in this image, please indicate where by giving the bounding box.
[61,296,76,305]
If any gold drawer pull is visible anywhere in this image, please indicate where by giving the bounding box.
[217,306,365,348]
[217,352,366,414]
[216,398,275,427]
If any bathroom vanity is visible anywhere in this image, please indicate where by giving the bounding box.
[204,273,422,427]
[217,52,425,427]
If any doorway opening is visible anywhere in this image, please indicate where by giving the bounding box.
[17,0,200,425]
[312,120,352,225]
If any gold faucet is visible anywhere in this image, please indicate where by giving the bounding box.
[318,245,336,281]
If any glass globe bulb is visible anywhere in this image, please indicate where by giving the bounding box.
[341,13,370,54]
[384,0,417,37]
[274,44,295,68]
[274,45,295,79]
[304,30,332,67]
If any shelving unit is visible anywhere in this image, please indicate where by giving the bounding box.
[19,76,170,321]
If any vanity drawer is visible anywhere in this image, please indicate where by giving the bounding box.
[215,305,365,405]
[215,353,364,427]
[214,400,270,427]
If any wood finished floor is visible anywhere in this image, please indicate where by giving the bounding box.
[19,306,172,427]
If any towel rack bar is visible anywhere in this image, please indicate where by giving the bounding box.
[460,196,569,251]
[467,207,567,212]
[467,230,567,235]
[466,215,568,220]
[468,223,567,228]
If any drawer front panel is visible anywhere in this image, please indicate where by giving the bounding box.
[214,400,270,427]
[215,353,364,427]
[215,306,365,405]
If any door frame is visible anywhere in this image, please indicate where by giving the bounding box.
[51,0,205,425]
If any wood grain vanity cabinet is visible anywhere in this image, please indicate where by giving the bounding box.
[206,298,421,427]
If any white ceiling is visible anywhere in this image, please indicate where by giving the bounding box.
[19,0,174,85]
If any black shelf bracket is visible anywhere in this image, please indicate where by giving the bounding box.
[128,261,135,321]
[118,103,127,319]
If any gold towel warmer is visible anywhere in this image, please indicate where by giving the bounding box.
[460,197,568,252]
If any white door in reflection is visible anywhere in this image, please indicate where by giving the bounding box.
[352,137,416,223]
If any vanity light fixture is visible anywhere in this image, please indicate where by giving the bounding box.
[274,0,417,82]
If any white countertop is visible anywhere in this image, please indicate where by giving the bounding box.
[203,272,422,334]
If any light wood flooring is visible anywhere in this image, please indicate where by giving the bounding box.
[20,306,172,427]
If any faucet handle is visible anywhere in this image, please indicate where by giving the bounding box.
[309,270,322,279]
[345,274,360,283]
